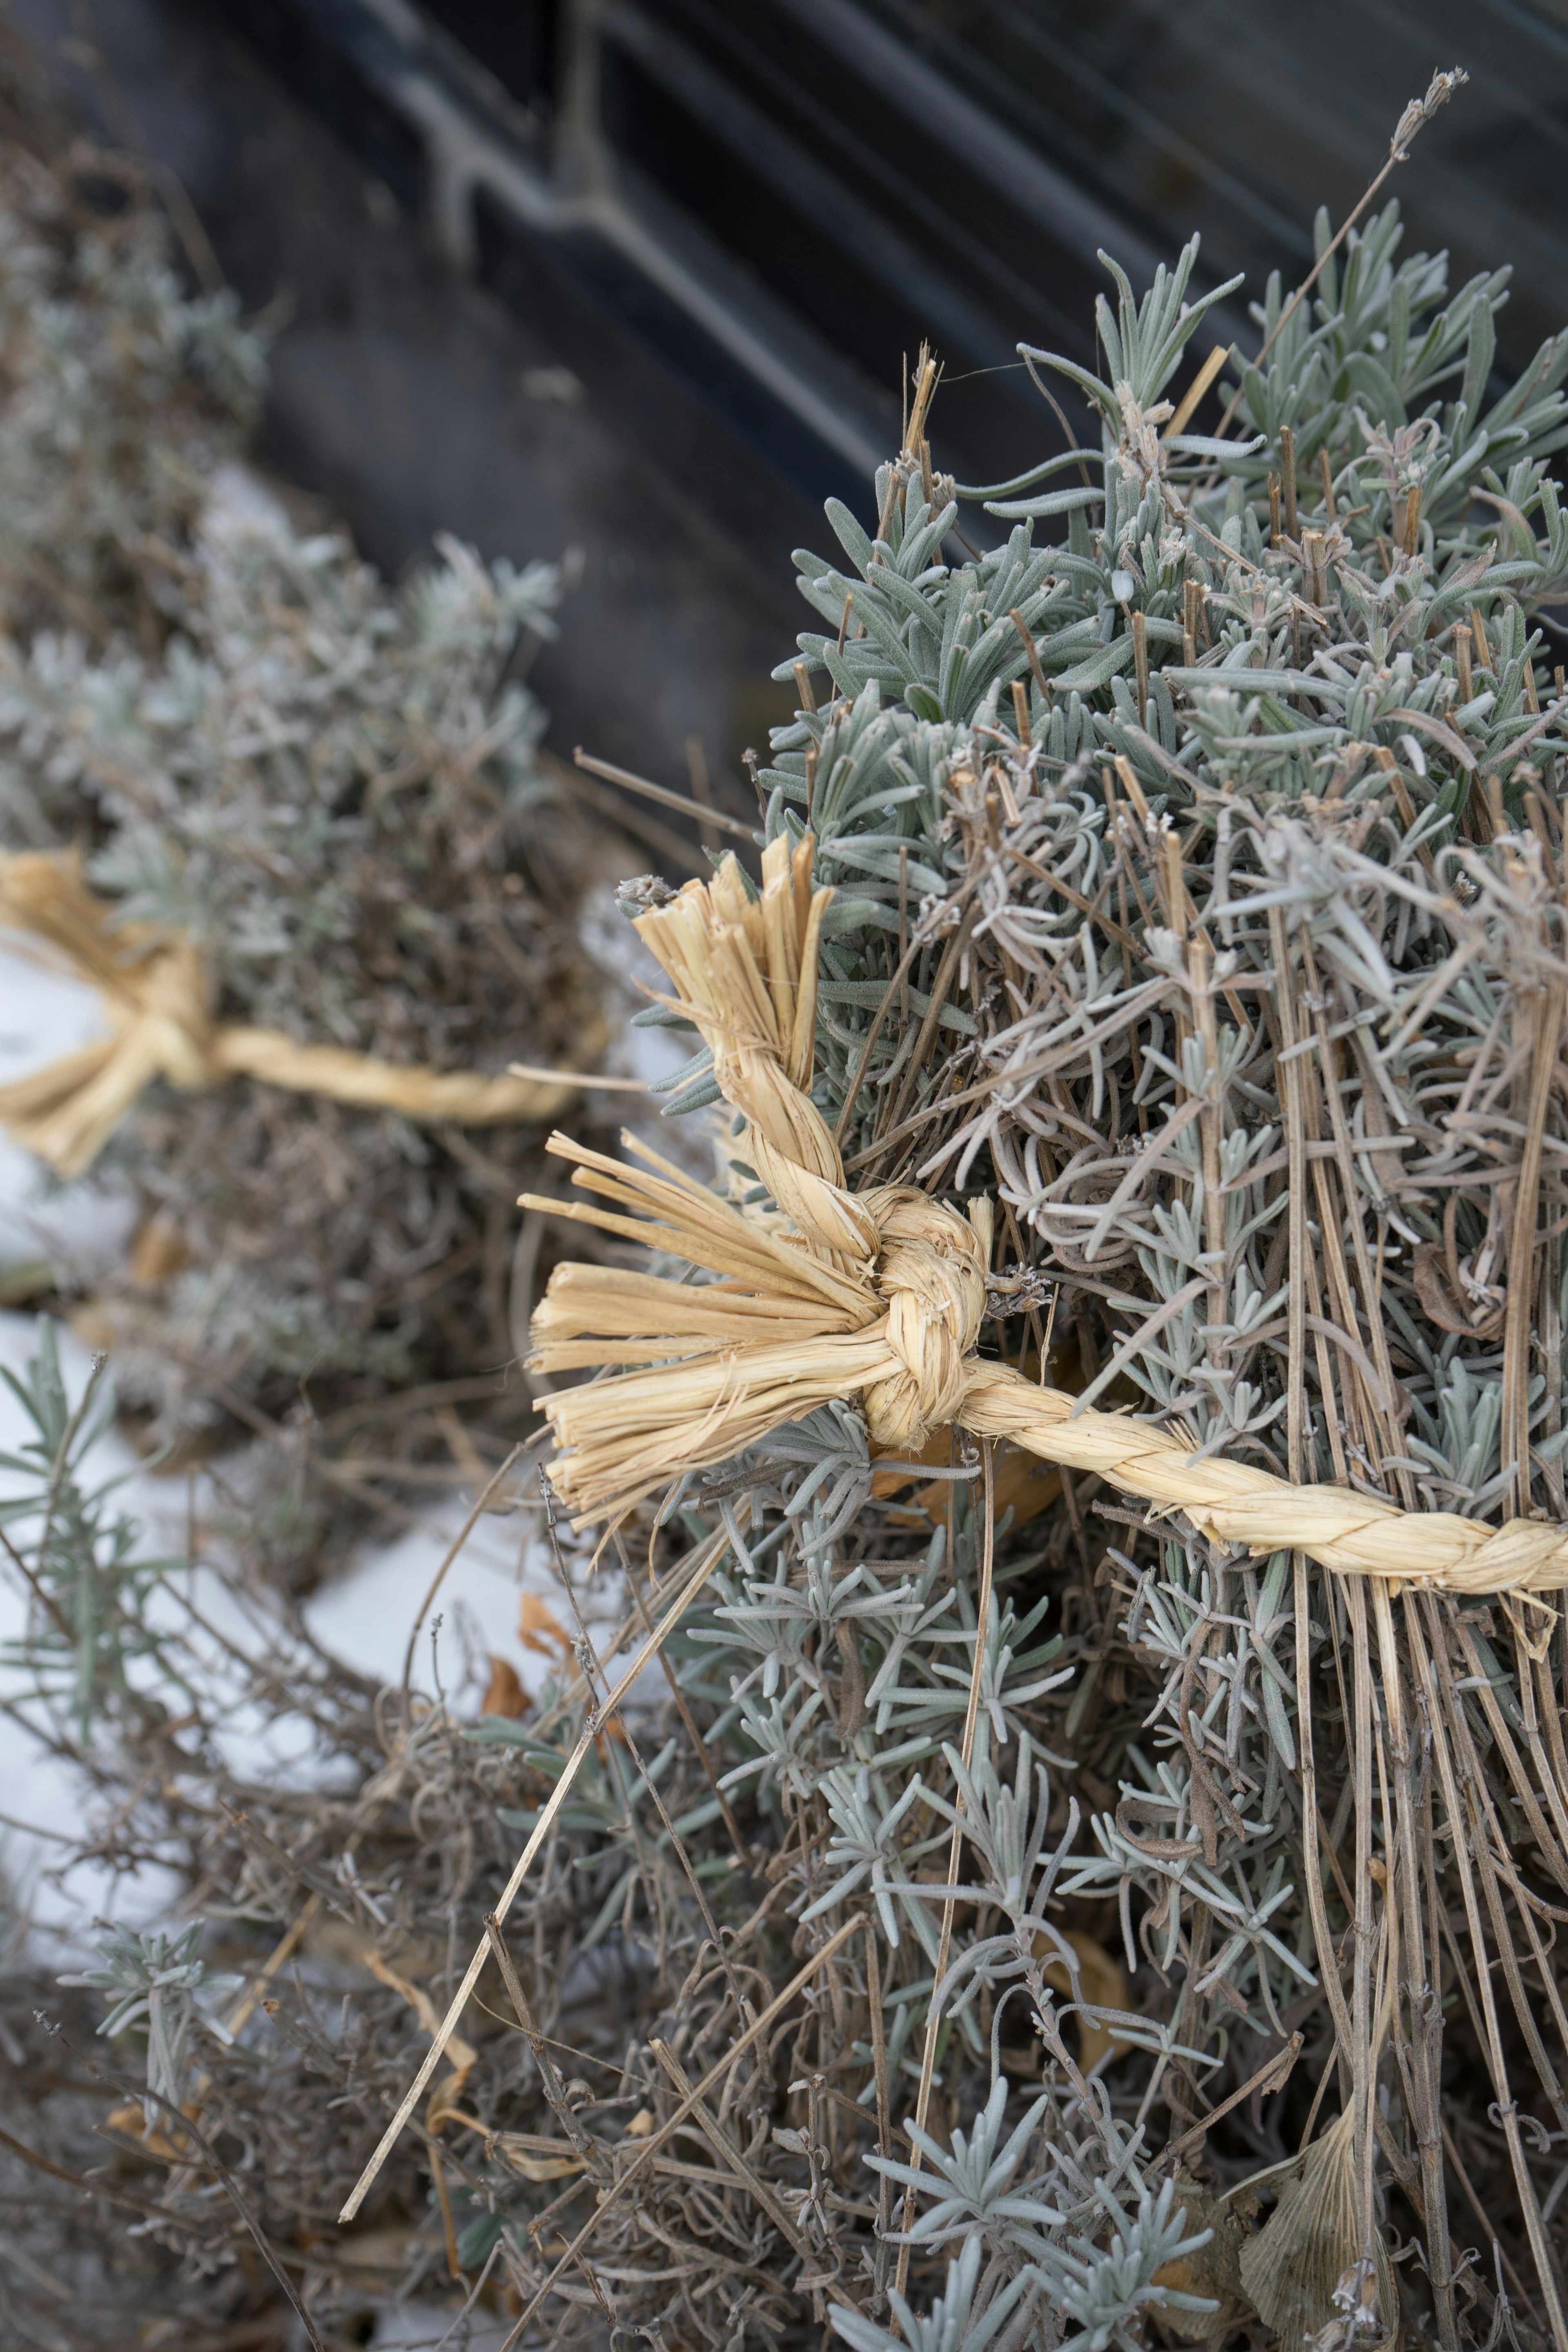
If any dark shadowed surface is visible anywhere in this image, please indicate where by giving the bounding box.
[9,0,814,824]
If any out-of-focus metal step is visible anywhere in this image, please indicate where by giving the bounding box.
[210,0,1251,509]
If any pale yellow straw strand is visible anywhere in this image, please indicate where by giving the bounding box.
[338,1526,730,2223]
[893,1437,997,2301]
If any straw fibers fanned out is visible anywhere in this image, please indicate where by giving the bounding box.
[530,835,1568,1595]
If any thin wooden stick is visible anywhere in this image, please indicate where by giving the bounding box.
[1407,1598,1568,2352]
[616,1529,753,1869]
[1163,342,1233,441]
[864,902,978,1164]
[400,1443,525,1692]
[546,752,702,871]
[1345,1573,1379,2265]
[1377,1589,1458,2347]
[1209,72,1467,445]
[648,2038,807,2250]
[1503,982,1562,1516]
[339,1526,731,2222]
[1158,2031,1303,2171]
[833,884,976,1149]
[225,1891,323,2040]
[483,1914,601,2168]
[893,1438,996,2299]
[865,1920,894,2293]
[1008,608,1053,706]
[506,1061,648,1091]
[572,747,755,842]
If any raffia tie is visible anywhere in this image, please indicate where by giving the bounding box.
[526,834,1568,1596]
[0,851,585,1177]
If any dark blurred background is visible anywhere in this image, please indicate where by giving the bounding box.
[11,0,1568,829]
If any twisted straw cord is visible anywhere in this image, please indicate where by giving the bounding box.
[959,1370,1568,1594]
[528,837,1568,1595]
[0,851,587,1175]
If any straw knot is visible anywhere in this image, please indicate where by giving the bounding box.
[0,849,583,1175]
[530,838,1568,1590]
[862,1186,989,1450]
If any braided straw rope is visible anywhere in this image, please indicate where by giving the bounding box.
[528,835,1568,1595]
[0,851,587,1176]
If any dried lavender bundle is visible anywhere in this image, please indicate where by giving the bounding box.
[0,99,616,1546]
[495,73,1568,2348]
[0,38,262,649]
[9,68,1568,2352]
[0,498,599,1450]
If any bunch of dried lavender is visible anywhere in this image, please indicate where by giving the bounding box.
[0,100,621,1549]
[0,491,600,1454]
[0,31,262,650]
[494,64,1568,2349]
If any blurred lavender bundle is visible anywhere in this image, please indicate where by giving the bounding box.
[0,61,612,1546]
[0,38,262,648]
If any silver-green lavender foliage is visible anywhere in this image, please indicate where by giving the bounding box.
[0,498,567,1437]
[0,1318,179,1735]
[833,2116,1216,2352]
[0,144,264,643]
[0,497,559,1042]
[0,132,579,1450]
[58,1921,242,2126]
[632,205,1568,2345]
